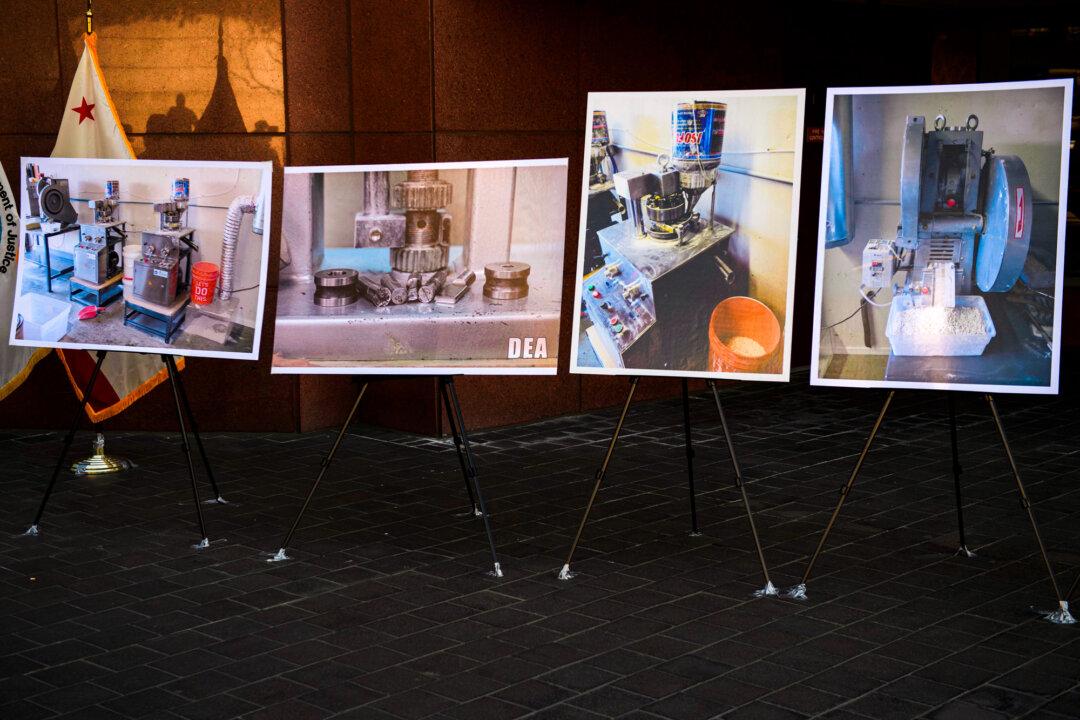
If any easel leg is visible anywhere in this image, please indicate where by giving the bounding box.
[164,356,210,550]
[681,379,700,537]
[985,394,1074,625]
[441,378,480,517]
[440,377,502,577]
[709,380,777,598]
[949,394,975,558]
[172,361,226,504]
[25,350,108,536]
[557,377,639,581]
[783,390,895,600]
[268,382,367,562]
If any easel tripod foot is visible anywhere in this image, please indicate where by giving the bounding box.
[191,538,211,550]
[1036,601,1076,625]
[203,496,229,505]
[23,525,40,537]
[557,563,575,581]
[753,581,779,598]
[267,548,290,563]
[781,583,808,600]
[956,544,977,559]
[489,562,504,578]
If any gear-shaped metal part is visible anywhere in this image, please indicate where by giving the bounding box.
[392,170,453,210]
[391,244,449,274]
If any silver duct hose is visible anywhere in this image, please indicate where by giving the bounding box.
[219,194,261,300]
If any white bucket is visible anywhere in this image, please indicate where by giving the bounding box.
[123,245,141,300]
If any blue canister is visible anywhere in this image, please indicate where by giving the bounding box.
[172,177,190,201]
[672,101,725,169]
[591,110,610,146]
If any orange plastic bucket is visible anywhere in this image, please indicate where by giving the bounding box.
[708,296,782,373]
[190,261,219,305]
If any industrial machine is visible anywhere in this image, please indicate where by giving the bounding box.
[857,113,1034,357]
[154,178,189,231]
[581,100,739,371]
[583,110,626,275]
[88,179,119,224]
[352,169,484,305]
[588,110,615,189]
[37,177,78,226]
[133,231,184,306]
[22,169,80,290]
[72,181,126,286]
[73,225,120,285]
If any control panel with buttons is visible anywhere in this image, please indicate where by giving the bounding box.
[581,246,657,357]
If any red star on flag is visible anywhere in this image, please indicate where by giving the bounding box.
[72,96,96,124]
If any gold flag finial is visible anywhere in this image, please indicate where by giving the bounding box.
[86,0,93,35]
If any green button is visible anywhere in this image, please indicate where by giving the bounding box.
[587,284,595,291]
[613,323,624,334]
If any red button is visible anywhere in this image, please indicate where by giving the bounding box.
[591,291,601,298]
[609,316,618,325]
[946,198,956,208]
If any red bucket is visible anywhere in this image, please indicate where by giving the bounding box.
[190,261,219,305]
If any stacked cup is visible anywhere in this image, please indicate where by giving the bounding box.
[190,262,220,305]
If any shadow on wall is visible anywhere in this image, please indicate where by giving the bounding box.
[58,4,283,167]
[139,17,280,167]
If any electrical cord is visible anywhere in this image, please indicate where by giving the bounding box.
[821,298,867,331]
[859,285,892,307]
[228,283,260,293]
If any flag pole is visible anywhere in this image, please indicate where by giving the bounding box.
[67,0,134,478]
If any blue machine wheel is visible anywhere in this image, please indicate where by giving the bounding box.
[976,155,1032,293]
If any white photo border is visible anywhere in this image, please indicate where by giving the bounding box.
[273,157,570,376]
[568,88,806,382]
[808,79,1073,395]
[11,156,274,361]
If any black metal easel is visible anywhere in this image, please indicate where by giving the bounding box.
[268,376,503,577]
[556,377,777,598]
[782,391,1075,625]
[24,351,223,550]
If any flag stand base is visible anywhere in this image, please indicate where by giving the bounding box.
[71,433,132,476]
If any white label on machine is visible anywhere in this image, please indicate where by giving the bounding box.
[930,262,956,308]
[862,240,894,290]
[1015,186,1024,239]
[153,268,169,278]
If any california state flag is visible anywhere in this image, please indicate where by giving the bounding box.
[51,33,182,422]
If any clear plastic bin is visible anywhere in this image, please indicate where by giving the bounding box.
[886,295,995,357]
[19,293,71,343]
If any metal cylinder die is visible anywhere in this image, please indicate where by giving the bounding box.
[483,261,531,300]
[314,268,359,307]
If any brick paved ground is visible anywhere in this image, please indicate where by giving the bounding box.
[2,372,1079,719]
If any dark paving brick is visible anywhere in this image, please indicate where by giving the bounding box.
[3,376,1080,719]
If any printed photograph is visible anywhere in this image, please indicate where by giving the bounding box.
[11,157,273,359]
[570,89,805,380]
[811,80,1073,393]
[272,159,568,374]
